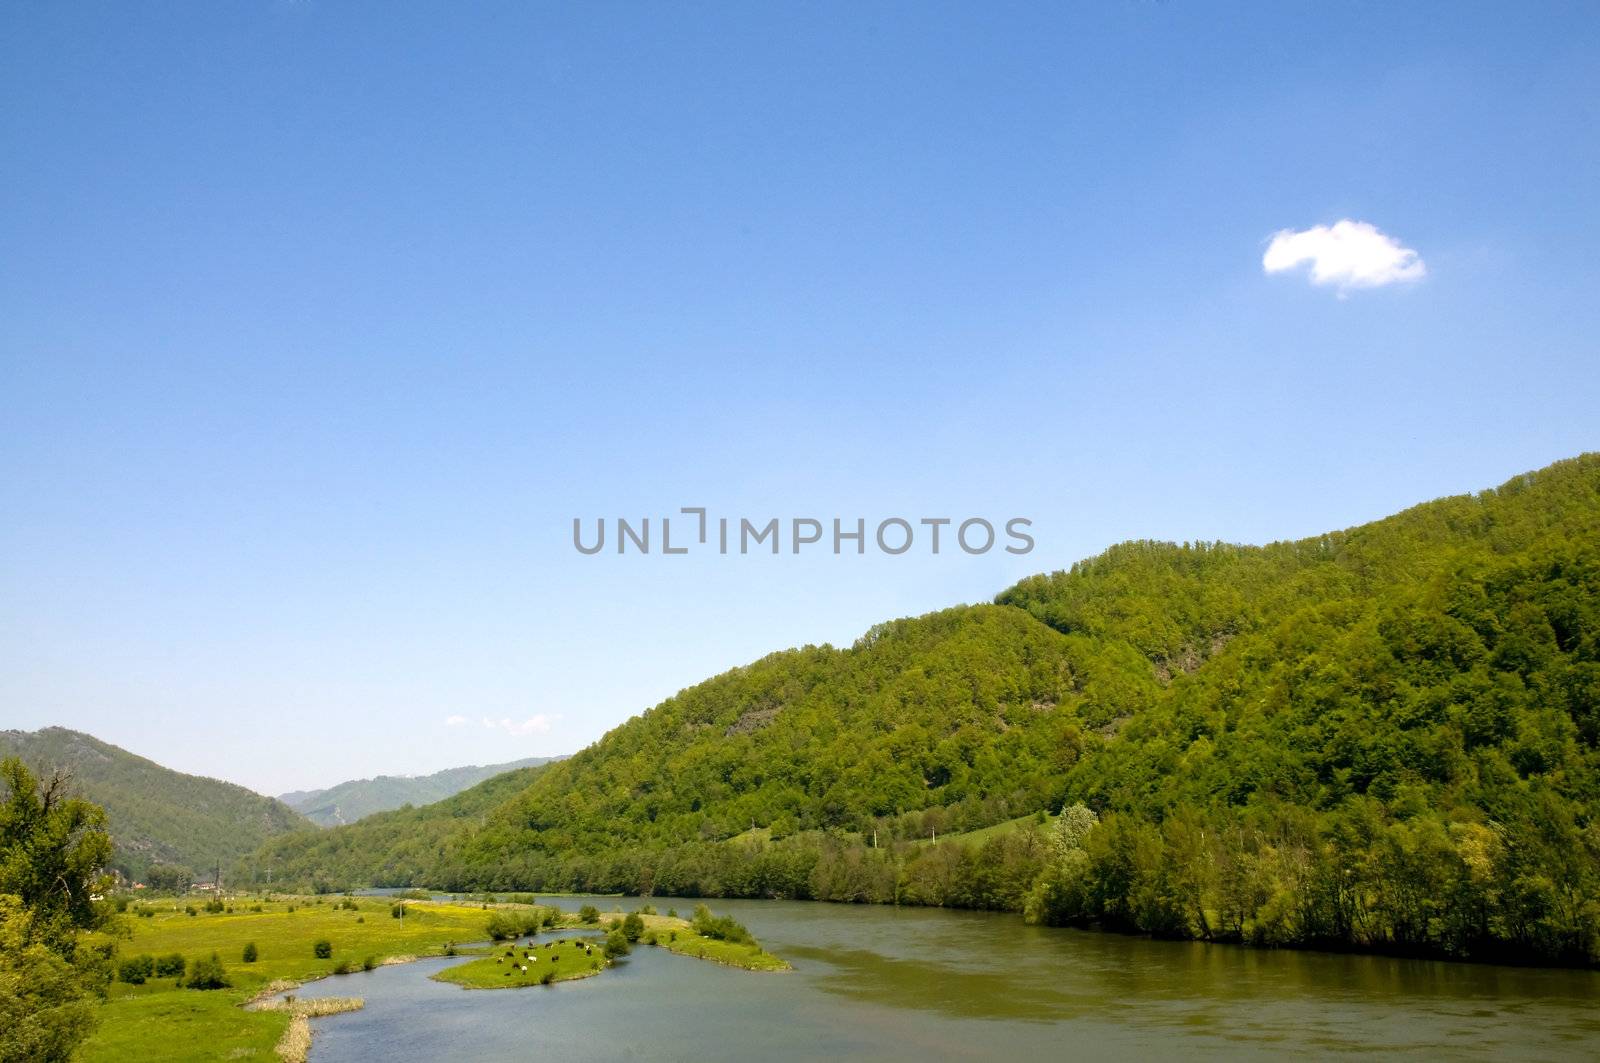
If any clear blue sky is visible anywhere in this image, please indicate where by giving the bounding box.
[3,2,1597,794]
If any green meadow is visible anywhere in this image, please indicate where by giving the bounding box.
[433,937,605,988]
[77,895,786,1061]
[80,895,520,1062]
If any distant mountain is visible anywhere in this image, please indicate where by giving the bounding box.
[281,757,561,827]
[0,727,310,882]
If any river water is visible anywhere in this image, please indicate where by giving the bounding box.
[298,895,1600,1060]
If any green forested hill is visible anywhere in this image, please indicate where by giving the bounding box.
[0,727,310,883]
[254,455,1600,964]
[280,756,561,827]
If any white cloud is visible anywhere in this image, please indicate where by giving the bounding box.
[495,715,559,737]
[1263,220,1425,292]
[444,712,561,737]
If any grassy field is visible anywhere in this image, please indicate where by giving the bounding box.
[907,810,1053,848]
[433,937,607,988]
[79,894,518,1063]
[79,895,788,1060]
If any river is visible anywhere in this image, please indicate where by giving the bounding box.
[295,895,1600,1060]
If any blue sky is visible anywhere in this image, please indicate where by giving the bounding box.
[3,2,1597,794]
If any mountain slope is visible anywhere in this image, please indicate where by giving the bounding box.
[254,455,1600,963]
[0,727,310,882]
[281,756,560,827]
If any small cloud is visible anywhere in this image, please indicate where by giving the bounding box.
[446,712,560,737]
[496,715,559,737]
[1263,220,1425,292]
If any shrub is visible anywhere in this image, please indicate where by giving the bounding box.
[118,954,154,984]
[355,915,364,923]
[184,906,197,917]
[154,953,186,978]
[241,942,258,963]
[638,904,656,916]
[203,898,224,913]
[185,953,230,990]
[390,903,404,919]
[603,929,631,959]
[621,913,644,942]
[666,908,677,918]
[691,904,751,943]
[332,959,352,975]
[314,939,333,959]
[578,905,600,924]
[362,955,377,972]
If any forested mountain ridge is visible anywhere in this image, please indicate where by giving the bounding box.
[0,727,310,883]
[253,455,1600,964]
[281,756,561,827]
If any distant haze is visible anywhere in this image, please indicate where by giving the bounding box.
[280,756,564,826]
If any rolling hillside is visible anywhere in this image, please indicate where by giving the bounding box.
[280,756,561,827]
[0,727,310,883]
[254,455,1600,963]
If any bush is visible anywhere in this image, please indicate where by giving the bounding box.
[690,904,751,943]
[666,908,677,918]
[332,959,352,975]
[184,905,197,917]
[154,953,186,978]
[314,939,333,959]
[185,953,231,990]
[540,969,554,985]
[203,898,224,914]
[638,904,656,916]
[621,913,644,942]
[391,903,404,919]
[118,954,154,985]
[603,929,631,958]
[362,955,377,971]
[241,942,258,963]
[355,915,364,923]
[486,908,551,941]
[578,905,600,924]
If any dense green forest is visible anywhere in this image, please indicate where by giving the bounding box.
[253,456,1600,964]
[280,756,561,827]
[0,729,309,884]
